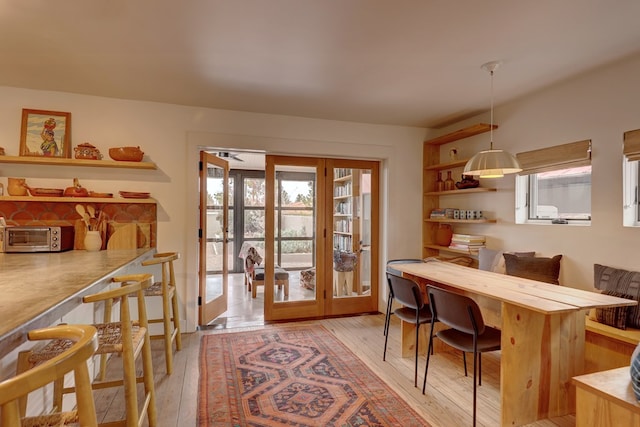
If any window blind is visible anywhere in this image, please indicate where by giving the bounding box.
[516,139,591,175]
[623,129,640,161]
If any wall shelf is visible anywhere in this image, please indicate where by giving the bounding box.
[424,187,496,196]
[424,244,479,255]
[424,218,496,224]
[425,123,497,146]
[0,196,156,204]
[0,155,157,170]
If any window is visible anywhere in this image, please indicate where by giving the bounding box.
[623,128,640,226]
[515,140,591,225]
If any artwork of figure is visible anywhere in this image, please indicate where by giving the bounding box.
[40,117,59,156]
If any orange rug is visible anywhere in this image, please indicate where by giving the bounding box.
[198,324,429,426]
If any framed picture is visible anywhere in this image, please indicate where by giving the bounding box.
[19,109,71,158]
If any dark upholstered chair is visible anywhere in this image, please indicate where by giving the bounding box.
[384,259,424,337]
[383,272,433,387]
[423,285,501,426]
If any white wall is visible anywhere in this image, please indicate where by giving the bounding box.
[433,53,640,290]
[0,87,427,331]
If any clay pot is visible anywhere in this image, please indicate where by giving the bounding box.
[109,146,144,162]
[435,223,453,246]
[7,178,27,196]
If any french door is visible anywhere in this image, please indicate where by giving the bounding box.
[265,155,379,321]
[198,151,230,325]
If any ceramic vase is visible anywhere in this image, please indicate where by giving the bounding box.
[631,342,640,401]
[435,223,453,246]
[84,230,102,251]
[7,177,27,196]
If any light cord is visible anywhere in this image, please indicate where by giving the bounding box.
[490,69,494,150]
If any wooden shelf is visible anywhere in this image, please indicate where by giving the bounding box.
[424,188,497,196]
[0,155,157,170]
[424,159,469,171]
[425,123,497,146]
[425,218,496,224]
[0,196,156,204]
[424,244,481,255]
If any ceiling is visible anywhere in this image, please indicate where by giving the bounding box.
[2,1,640,129]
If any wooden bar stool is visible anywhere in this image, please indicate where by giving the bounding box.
[17,274,157,427]
[139,252,182,374]
[3,324,98,427]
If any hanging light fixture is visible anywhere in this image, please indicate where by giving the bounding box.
[463,61,522,178]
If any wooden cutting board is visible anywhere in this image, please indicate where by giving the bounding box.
[106,222,138,250]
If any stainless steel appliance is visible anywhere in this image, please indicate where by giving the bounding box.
[1,225,75,252]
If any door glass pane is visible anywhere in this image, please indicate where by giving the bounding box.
[206,168,225,275]
[273,166,317,302]
[333,168,371,298]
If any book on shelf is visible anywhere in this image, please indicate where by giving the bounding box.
[451,233,486,243]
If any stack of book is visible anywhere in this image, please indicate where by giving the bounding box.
[448,233,486,253]
[430,208,455,219]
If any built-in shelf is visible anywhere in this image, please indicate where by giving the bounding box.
[424,159,470,171]
[0,155,157,170]
[425,123,497,146]
[0,196,156,204]
[424,187,497,196]
[424,244,480,255]
[425,218,496,224]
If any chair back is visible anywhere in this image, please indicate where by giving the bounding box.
[427,286,486,335]
[387,273,424,310]
[386,258,423,273]
[0,325,98,426]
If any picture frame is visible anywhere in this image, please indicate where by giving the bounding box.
[19,109,71,158]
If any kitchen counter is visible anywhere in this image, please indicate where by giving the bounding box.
[0,248,155,358]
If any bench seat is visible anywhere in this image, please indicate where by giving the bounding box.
[585,317,640,373]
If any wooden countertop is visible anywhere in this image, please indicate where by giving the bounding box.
[392,260,637,314]
[0,248,154,358]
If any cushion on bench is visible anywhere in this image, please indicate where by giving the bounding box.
[595,263,640,329]
[254,267,289,281]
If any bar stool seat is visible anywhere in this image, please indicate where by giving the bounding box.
[17,274,157,427]
[139,252,182,375]
[3,324,98,427]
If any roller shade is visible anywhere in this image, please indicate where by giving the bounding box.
[624,129,640,161]
[516,139,591,175]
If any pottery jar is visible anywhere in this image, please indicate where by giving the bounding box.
[7,178,27,196]
[435,223,453,246]
[84,230,102,251]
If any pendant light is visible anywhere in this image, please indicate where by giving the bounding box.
[463,61,522,178]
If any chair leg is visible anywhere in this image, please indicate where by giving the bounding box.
[162,291,173,375]
[413,324,420,387]
[382,322,390,361]
[422,321,436,394]
[383,292,393,336]
[142,333,158,427]
[171,288,182,351]
[462,351,468,376]
[472,350,478,427]
[478,353,482,386]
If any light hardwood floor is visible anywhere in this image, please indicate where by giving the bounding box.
[95,312,576,427]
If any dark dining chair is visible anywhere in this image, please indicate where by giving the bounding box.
[383,272,433,387]
[422,285,501,427]
[384,259,424,337]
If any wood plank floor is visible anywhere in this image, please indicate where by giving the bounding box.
[95,313,576,427]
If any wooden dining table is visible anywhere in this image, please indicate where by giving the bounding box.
[390,260,637,426]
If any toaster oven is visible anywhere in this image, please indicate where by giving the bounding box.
[1,225,75,253]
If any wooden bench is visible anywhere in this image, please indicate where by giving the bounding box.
[573,366,640,426]
[585,317,640,373]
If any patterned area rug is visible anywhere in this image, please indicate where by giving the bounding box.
[198,324,429,427]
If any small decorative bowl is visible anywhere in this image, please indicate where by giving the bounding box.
[109,146,144,162]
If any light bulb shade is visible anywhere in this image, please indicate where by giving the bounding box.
[463,149,522,178]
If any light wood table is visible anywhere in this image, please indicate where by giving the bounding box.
[573,367,640,426]
[391,260,637,426]
[0,248,155,359]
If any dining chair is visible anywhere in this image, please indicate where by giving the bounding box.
[5,324,98,427]
[422,285,501,426]
[383,272,433,387]
[384,259,424,337]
